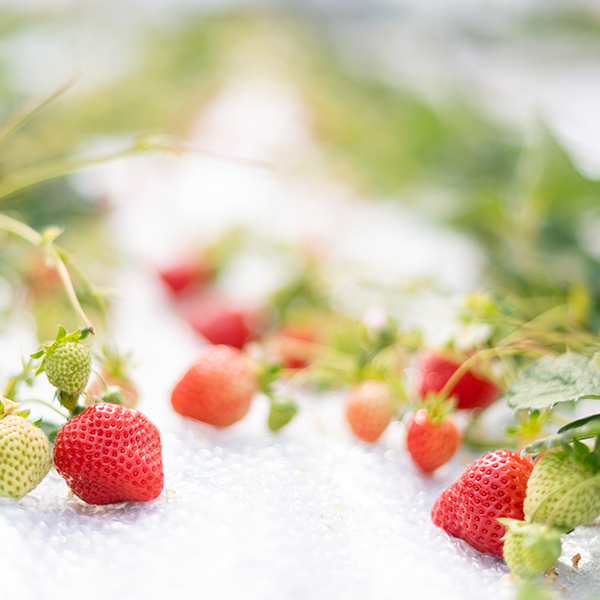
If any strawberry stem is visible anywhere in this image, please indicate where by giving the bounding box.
[0,214,96,333]
[24,398,69,420]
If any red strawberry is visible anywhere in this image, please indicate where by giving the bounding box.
[158,259,213,297]
[418,350,500,410]
[431,449,533,557]
[406,408,461,474]
[346,380,396,442]
[53,403,164,505]
[180,294,261,350]
[171,344,258,427]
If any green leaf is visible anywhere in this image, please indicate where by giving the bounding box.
[558,413,600,433]
[267,397,298,432]
[505,353,600,411]
[30,349,45,359]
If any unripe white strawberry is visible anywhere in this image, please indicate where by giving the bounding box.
[0,415,52,499]
[45,341,92,394]
[524,449,600,532]
[499,519,562,579]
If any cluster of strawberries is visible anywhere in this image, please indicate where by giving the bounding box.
[0,327,163,505]
[431,442,600,580]
[3,245,599,591]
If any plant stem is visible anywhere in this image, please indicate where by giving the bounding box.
[3,358,35,400]
[23,398,69,420]
[0,146,143,201]
[0,214,95,333]
[48,245,95,333]
[0,76,81,147]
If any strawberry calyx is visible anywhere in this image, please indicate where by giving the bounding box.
[256,361,299,432]
[0,397,22,418]
[93,345,134,382]
[414,391,456,425]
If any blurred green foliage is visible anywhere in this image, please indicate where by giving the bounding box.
[0,7,598,335]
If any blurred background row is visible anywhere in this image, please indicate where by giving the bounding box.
[0,0,599,349]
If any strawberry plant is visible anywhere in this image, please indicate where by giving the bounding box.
[0,86,173,505]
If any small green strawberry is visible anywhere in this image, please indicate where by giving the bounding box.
[32,326,92,399]
[499,519,562,579]
[0,401,52,500]
[524,443,600,532]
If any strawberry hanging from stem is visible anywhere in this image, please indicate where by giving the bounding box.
[406,394,461,474]
[31,325,92,412]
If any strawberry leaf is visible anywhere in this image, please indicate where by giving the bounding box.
[267,396,298,432]
[505,353,600,411]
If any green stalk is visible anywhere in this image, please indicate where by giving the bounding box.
[0,146,143,201]
[23,398,69,420]
[0,214,95,333]
[0,76,81,147]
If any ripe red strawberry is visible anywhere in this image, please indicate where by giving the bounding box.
[431,449,533,557]
[171,344,258,427]
[346,380,396,442]
[406,408,461,474]
[418,350,500,410]
[157,259,213,297]
[53,403,164,505]
[180,294,261,350]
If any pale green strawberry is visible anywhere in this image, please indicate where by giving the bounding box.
[524,450,600,532]
[45,341,92,394]
[0,415,52,499]
[499,519,562,579]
